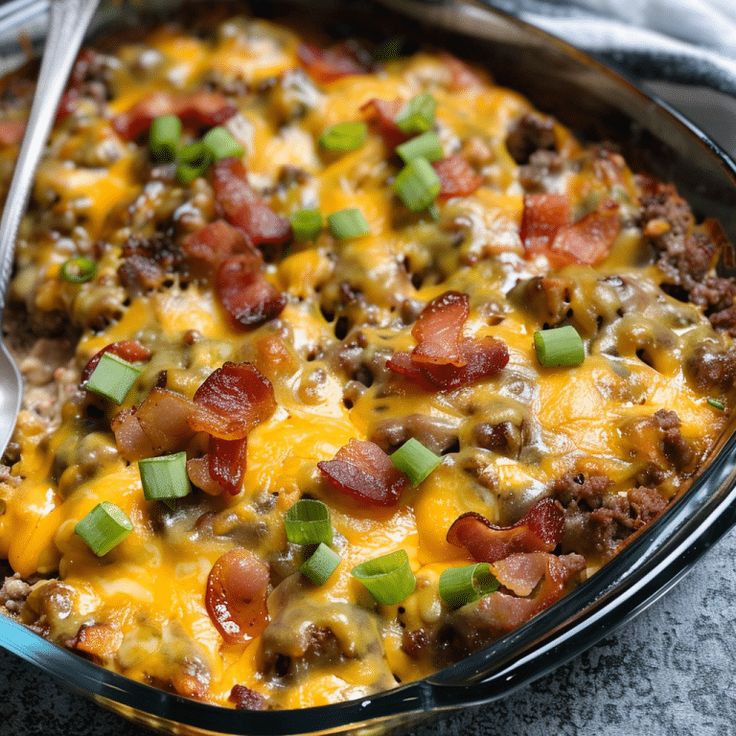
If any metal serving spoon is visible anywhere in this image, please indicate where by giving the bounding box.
[0,0,100,456]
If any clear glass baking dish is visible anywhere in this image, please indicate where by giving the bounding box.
[1,1,735,734]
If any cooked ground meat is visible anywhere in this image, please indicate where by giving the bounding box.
[229,684,268,711]
[685,342,736,391]
[0,573,31,615]
[552,473,668,559]
[518,149,564,192]
[654,408,694,470]
[505,112,557,165]
[118,229,188,295]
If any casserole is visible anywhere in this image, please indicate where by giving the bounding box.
[0,0,735,733]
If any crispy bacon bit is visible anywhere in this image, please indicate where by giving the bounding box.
[135,388,197,453]
[491,552,555,596]
[447,497,565,563]
[549,200,620,267]
[206,549,270,645]
[183,219,259,266]
[112,90,237,140]
[388,337,509,391]
[0,120,25,146]
[216,255,287,329]
[229,684,268,711]
[80,340,151,386]
[411,291,469,367]
[441,52,485,91]
[190,361,276,441]
[187,456,223,496]
[208,437,248,496]
[211,159,292,248]
[68,623,123,661]
[360,98,406,148]
[297,42,367,84]
[521,194,571,254]
[317,439,409,506]
[473,552,585,632]
[434,155,483,199]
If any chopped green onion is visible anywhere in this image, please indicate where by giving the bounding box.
[390,438,442,486]
[393,157,441,212]
[428,202,441,222]
[139,452,191,501]
[75,501,133,557]
[149,114,182,162]
[352,549,416,605]
[534,325,585,368]
[373,36,404,63]
[328,208,370,240]
[85,352,141,405]
[707,398,725,411]
[396,131,443,163]
[439,563,499,609]
[395,93,436,135]
[284,499,333,545]
[290,208,323,242]
[202,126,244,161]
[319,121,368,153]
[176,142,213,184]
[300,543,341,585]
[60,256,96,284]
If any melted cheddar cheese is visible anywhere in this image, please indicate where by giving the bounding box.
[0,9,733,710]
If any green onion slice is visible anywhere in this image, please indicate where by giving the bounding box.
[75,501,133,557]
[60,256,97,284]
[328,208,370,240]
[85,352,141,405]
[395,93,436,135]
[139,451,191,501]
[534,325,585,368]
[202,126,244,161]
[439,563,499,609]
[319,121,368,153]
[149,114,182,162]
[390,438,442,486]
[707,398,725,411]
[290,208,323,243]
[393,157,441,212]
[300,543,341,585]
[395,131,443,164]
[352,549,416,605]
[284,499,333,545]
[176,142,213,184]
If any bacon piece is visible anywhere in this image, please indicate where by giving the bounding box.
[360,97,407,148]
[68,623,123,661]
[229,684,268,711]
[548,200,620,267]
[411,291,469,367]
[211,159,292,248]
[440,52,485,91]
[490,551,554,596]
[208,437,248,496]
[472,552,585,632]
[434,155,483,199]
[112,90,237,140]
[297,42,367,84]
[187,456,223,496]
[182,219,259,266]
[80,340,151,386]
[521,193,571,254]
[135,388,197,453]
[215,255,286,329]
[0,120,25,146]
[206,549,270,645]
[447,497,565,563]
[111,409,155,462]
[189,361,276,441]
[317,439,409,506]
[388,337,509,391]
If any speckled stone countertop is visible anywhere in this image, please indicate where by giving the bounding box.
[2,531,735,736]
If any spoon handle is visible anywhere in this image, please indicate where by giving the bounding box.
[0,0,100,315]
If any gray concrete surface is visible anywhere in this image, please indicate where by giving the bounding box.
[2,529,734,735]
